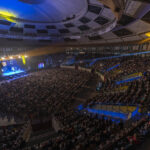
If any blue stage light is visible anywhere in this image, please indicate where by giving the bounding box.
[3,70,25,76]
[2,59,25,76]
[86,108,127,120]
[116,76,142,85]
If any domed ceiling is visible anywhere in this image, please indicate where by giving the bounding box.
[0,0,149,45]
[1,0,87,23]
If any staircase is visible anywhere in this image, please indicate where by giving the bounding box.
[26,129,55,147]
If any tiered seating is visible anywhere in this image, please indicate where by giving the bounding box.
[0,68,91,120]
[86,57,150,106]
[1,55,150,150]
[0,124,27,150]
[108,117,150,150]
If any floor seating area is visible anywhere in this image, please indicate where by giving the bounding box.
[0,56,150,150]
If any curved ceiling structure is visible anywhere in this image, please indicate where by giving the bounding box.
[0,0,149,46]
[1,0,87,23]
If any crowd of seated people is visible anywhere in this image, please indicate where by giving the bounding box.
[0,124,28,150]
[0,68,94,150]
[86,74,150,106]
[85,57,150,107]
[75,54,113,61]
[109,116,150,150]
[1,55,150,150]
[24,108,150,150]
[0,68,91,121]
[92,57,122,73]
[25,112,124,150]
[50,53,67,66]
[23,56,150,150]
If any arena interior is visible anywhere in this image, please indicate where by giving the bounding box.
[0,0,150,150]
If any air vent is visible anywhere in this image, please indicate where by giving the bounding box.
[24,33,37,37]
[10,27,23,33]
[37,30,48,34]
[46,25,56,29]
[118,15,135,26]
[79,17,91,24]
[88,35,102,40]
[113,29,133,37]
[94,16,109,25]
[78,25,90,31]
[39,40,51,42]
[64,38,77,42]
[88,5,102,14]
[7,38,23,41]
[24,24,35,29]
[64,23,74,28]
[59,29,70,33]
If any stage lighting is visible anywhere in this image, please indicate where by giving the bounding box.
[25,55,28,58]
[9,56,13,59]
[0,10,17,23]
[2,62,6,66]
[145,32,150,37]
[18,56,21,58]
[22,56,26,65]
[1,57,5,60]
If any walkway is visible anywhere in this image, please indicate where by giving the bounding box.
[74,76,99,102]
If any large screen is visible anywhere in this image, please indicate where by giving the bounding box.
[38,63,44,69]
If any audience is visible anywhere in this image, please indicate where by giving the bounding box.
[0,55,150,150]
[0,68,91,120]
